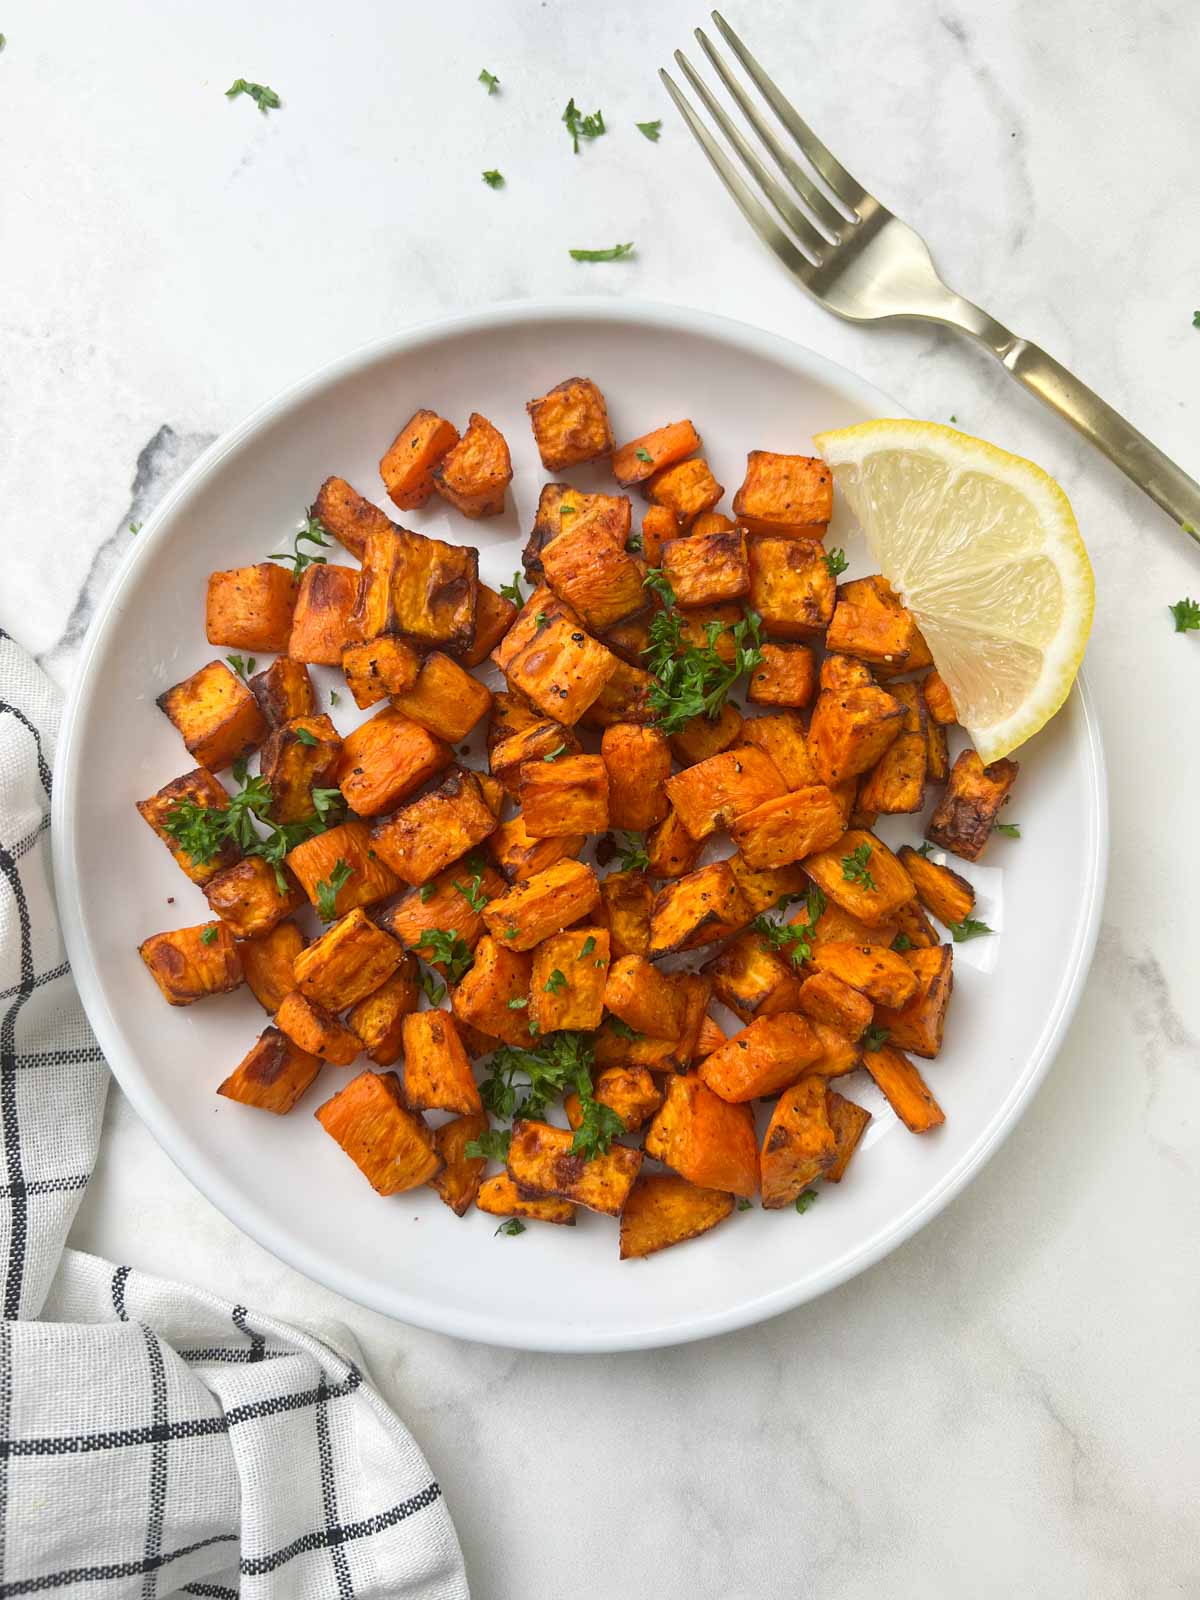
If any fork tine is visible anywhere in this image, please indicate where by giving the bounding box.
[710,10,867,213]
[673,50,829,261]
[693,27,845,240]
[658,67,817,277]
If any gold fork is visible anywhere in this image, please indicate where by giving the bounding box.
[662,12,1200,542]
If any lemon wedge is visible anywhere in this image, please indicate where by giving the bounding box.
[812,419,1094,763]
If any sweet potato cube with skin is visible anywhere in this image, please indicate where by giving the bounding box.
[286,820,400,916]
[217,1027,322,1115]
[206,563,297,652]
[541,514,646,632]
[527,377,614,471]
[760,1077,837,1208]
[157,660,269,773]
[892,896,939,950]
[249,657,316,726]
[137,769,239,886]
[581,661,656,729]
[370,768,497,887]
[644,1074,758,1198]
[379,409,459,511]
[431,1112,490,1216]
[863,1044,945,1133]
[808,684,905,786]
[825,1092,872,1182]
[288,565,361,667]
[564,1067,663,1136]
[400,1011,481,1115]
[649,861,750,958]
[802,830,915,925]
[293,907,405,1011]
[732,451,833,536]
[316,1070,441,1194]
[604,954,683,1041]
[311,475,394,561]
[737,713,818,789]
[597,612,652,668]
[461,584,519,671]
[434,411,512,518]
[482,859,600,952]
[506,1120,642,1217]
[701,931,804,1024]
[922,669,958,726]
[668,702,744,768]
[748,643,816,708]
[518,754,609,839]
[619,1174,734,1259]
[699,1013,823,1102]
[928,751,1020,862]
[239,920,306,1014]
[336,707,452,817]
[646,457,723,529]
[747,536,836,640]
[797,970,873,1041]
[665,747,787,841]
[897,847,976,927]
[611,419,701,487]
[340,636,421,710]
[874,945,954,1058]
[476,1174,576,1226]
[639,504,681,567]
[487,816,584,883]
[645,807,702,880]
[204,857,304,939]
[503,613,619,727]
[724,854,808,920]
[597,869,653,959]
[490,719,581,797]
[530,927,610,1034]
[391,652,492,744]
[662,530,750,608]
[276,991,361,1066]
[258,714,341,825]
[376,858,505,959]
[450,936,533,1046]
[808,941,919,1008]
[139,923,242,1006]
[346,958,421,1066]
[729,785,846,870]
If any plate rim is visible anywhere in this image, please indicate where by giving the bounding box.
[51,297,1109,1352]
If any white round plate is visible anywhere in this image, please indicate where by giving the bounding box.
[54,300,1107,1352]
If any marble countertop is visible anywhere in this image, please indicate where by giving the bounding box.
[3,0,1198,1592]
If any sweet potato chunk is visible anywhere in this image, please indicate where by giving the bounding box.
[760,1076,837,1208]
[294,907,405,1010]
[857,680,927,816]
[747,642,816,707]
[346,959,421,1066]
[356,526,479,654]
[204,856,304,939]
[400,1011,481,1114]
[429,1112,489,1216]
[522,486,619,578]
[926,716,950,785]
[249,656,316,725]
[648,860,749,958]
[259,714,341,825]
[695,1014,727,1057]
[461,584,519,670]
[748,536,835,639]
[376,857,504,961]
[796,970,873,1041]
[644,1074,758,1198]
[922,669,958,726]
[286,820,401,915]
[691,512,737,537]
[729,785,845,869]
[646,457,723,529]
[476,1173,575,1226]
[311,475,394,560]
[507,1120,641,1217]
[638,503,680,566]
[487,816,584,883]
[340,636,422,710]
[541,514,646,632]
[732,451,832,536]
[288,565,361,666]
[594,970,710,1074]
[808,941,919,1008]
[825,1091,872,1181]
[699,1013,823,1102]
[597,869,653,959]
[501,612,618,727]
[701,930,804,1024]
[370,767,498,886]
[825,590,913,670]
[736,712,815,789]
[565,1066,663,1136]
[239,919,305,1014]
[619,1174,733,1259]
[137,769,239,886]
[820,653,873,694]
[530,927,610,1034]
[336,707,452,817]
[668,701,744,768]
[316,1070,440,1193]
[580,656,655,728]
[519,754,609,838]
[645,807,703,880]
[604,954,682,1040]
[802,830,915,925]
[379,409,459,510]
[808,1021,863,1079]
[157,660,268,773]
[927,750,1019,862]
[662,529,750,607]
[665,747,787,841]
[897,847,976,926]
[611,419,700,487]
[434,411,511,518]
[276,991,361,1065]
[725,854,807,919]
[482,859,599,952]
[527,376,614,471]
[599,725,669,832]
[808,684,905,785]
[891,896,939,950]
[206,563,297,652]
[449,936,532,1046]
[490,717,582,796]
[217,1027,321,1115]
[863,1044,944,1132]
[138,922,242,1006]
[874,944,953,1058]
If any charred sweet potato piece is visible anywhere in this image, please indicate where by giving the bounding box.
[518,753,610,838]
[346,958,421,1066]
[294,907,405,1010]
[802,830,915,925]
[729,785,846,869]
[644,1074,758,1198]
[239,920,306,1014]
[662,529,750,607]
[599,725,670,833]
[286,820,401,915]
[358,527,480,654]
[157,660,269,773]
[376,856,505,961]
[747,642,816,707]
[891,896,939,950]
[139,922,242,1006]
[379,409,460,510]
[259,714,341,825]
[580,656,655,728]
[857,681,927,816]
[648,861,750,958]
[646,457,723,529]
[482,859,600,952]
[276,991,361,1065]
[927,750,1019,862]
[701,930,804,1024]
[922,669,958,726]
[490,718,581,796]
[206,563,297,652]
[371,768,497,886]
[218,1026,322,1115]
[249,656,316,726]
[502,613,619,727]
[336,707,452,817]
[390,652,492,744]
[645,807,703,880]
[603,954,683,1041]
[863,1043,944,1132]
[597,869,653,959]
[699,1012,823,1102]
[530,926,610,1034]
[449,936,532,1046]
[737,712,817,789]
[433,411,511,518]
[311,475,394,560]
[340,636,422,710]
[564,1066,663,1135]
[825,1091,872,1181]
[748,537,836,639]
[461,584,519,670]
[638,503,680,566]
[400,1011,481,1114]
[897,847,976,927]
[611,419,700,487]
[316,1070,440,1193]
[430,1112,489,1216]
[137,769,239,885]
[204,856,304,939]
[732,451,832,536]
[507,1119,641,1216]
[808,941,919,1008]
[541,512,646,632]
[618,1173,733,1258]
[288,565,361,666]
[526,376,614,471]
[874,944,954,1057]
[487,815,584,883]
[760,1076,837,1207]
[668,702,744,768]
[808,684,905,786]
[665,747,787,841]
[476,1173,575,1226]
[796,970,873,1041]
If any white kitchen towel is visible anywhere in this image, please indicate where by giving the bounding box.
[0,629,469,1599]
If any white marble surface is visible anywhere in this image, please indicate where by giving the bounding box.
[3,0,1199,1593]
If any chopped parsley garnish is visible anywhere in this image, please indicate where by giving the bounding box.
[495,1218,525,1237]
[1193,312,1200,329]
[415,928,473,983]
[419,883,438,904]
[200,926,219,946]
[994,822,1021,838]
[577,935,596,960]
[615,832,651,872]
[479,68,500,94]
[750,888,824,968]
[453,865,489,914]
[562,97,605,152]
[635,446,653,463]
[294,726,318,747]
[891,933,913,953]
[916,841,935,857]
[636,119,662,141]
[226,78,281,113]
[861,1025,890,1053]
[329,689,341,707]
[315,859,352,921]
[607,1017,638,1041]
[419,972,446,1006]
[465,1128,511,1162]
[477,1031,620,1158]
[543,743,567,762]
[160,769,330,893]
[569,242,634,262]
[640,571,764,735]
[270,513,331,576]
[129,522,141,535]
[507,996,529,1010]
[1169,597,1200,632]
[823,547,849,578]
[946,917,993,942]
[736,1198,752,1211]
[482,169,505,188]
[794,1190,818,1215]
[544,969,567,994]
[841,843,876,891]
[225,655,256,682]
[499,571,524,605]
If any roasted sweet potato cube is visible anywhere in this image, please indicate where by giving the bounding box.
[529,927,610,1033]
[927,750,1019,862]
[249,657,316,726]
[797,970,873,1041]
[239,920,306,1014]
[526,376,614,471]
[596,1019,705,1076]
[819,654,871,695]
[858,702,927,817]
[517,754,608,839]
[748,537,835,639]
[477,770,505,820]
[350,528,405,641]
[695,1014,727,1057]
[732,451,832,536]
[638,504,681,566]
[286,820,401,915]
[364,526,480,653]
[808,1021,862,1079]
[891,896,939,950]
[139,922,242,1006]
[482,860,599,953]
[874,944,954,1057]
[673,603,744,665]
[316,1070,440,1193]
[390,652,492,744]
[204,856,304,939]
[502,613,619,727]
[431,1112,490,1216]
[157,660,269,773]
[434,411,512,518]
[825,598,912,670]
[668,702,744,768]
[644,1074,758,1198]
[340,636,422,710]
[737,712,816,789]
[665,747,786,841]
[747,642,816,708]
[760,1076,837,1208]
[450,936,533,1046]
[206,563,298,652]
[825,1092,872,1181]
[487,815,584,883]
[400,1011,481,1114]
[645,807,703,880]
[294,907,405,1010]
[604,954,683,1040]
[649,861,749,958]
[522,486,615,578]
[611,419,700,487]
[691,512,737,537]
[376,855,504,960]
[346,958,421,1065]
[288,565,361,666]
[259,714,342,825]
[662,529,750,607]
[922,669,958,726]
[541,513,646,632]
[490,718,581,796]
[137,769,239,885]
[565,1067,663,1135]
[618,1174,734,1259]
[802,830,915,925]
[808,941,919,1007]
[600,725,669,835]
[863,1043,944,1132]
[476,1173,576,1226]
[808,685,905,786]
[337,707,452,817]
[646,457,723,529]
[725,854,808,919]
[276,990,361,1065]
[370,768,497,886]
[700,930,804,1024]
[379,409,460,510]
[790,894,898,951]
[729,785,846,870]
[461,583,519,670]
[699,1013,823,1102]
[507,1120,641,1216]
[217,1027,322,1115]
[311,475,394,560]
[897,847,976,926]
[597,869,652,959]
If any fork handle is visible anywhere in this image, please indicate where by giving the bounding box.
[997,338,1200,542]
